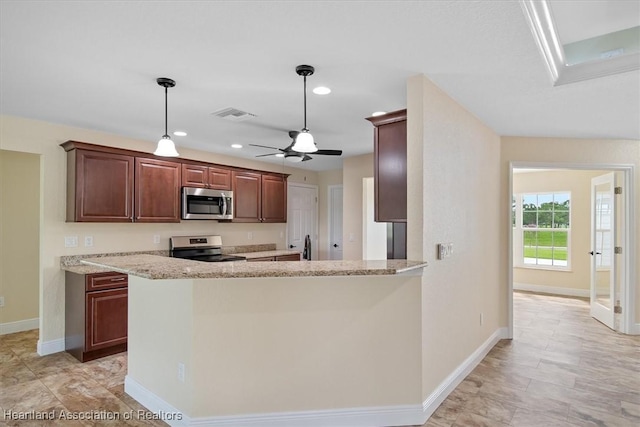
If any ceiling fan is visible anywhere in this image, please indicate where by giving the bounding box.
[250,130,342,163]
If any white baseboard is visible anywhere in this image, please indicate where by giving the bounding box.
[514,282,589,298]
[420,327,508,420]
[37,337,65,356]
[0,318,38,335]
[124,327,508,427]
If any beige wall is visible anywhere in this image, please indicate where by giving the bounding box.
[0,114,319,343]
[0,150,40,326]
[502,136,640,325]
[513,169,608,292]
[317,169,342,260]
[342,154,373,260]
[407,75,504,400]
[128,274,423,417]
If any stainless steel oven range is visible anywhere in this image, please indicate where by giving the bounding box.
[169,235,246,262]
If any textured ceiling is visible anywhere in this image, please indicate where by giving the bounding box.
[1,1,639,171]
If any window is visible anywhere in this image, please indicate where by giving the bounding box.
[515,192,570,268]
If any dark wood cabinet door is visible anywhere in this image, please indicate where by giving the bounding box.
[181,164,208,188]
[208,167,232,190]
[246,256,276,262]
[367,110,407,222]
[134,158,181,222]
[232,171,261,222]
[74,150,134,222]
[261,174,287,223]
[85,288,128,352]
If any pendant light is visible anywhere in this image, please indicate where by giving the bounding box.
[154,77,179,157]
[292,65,318,153]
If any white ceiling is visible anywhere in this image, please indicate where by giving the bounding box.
[1,1,639,171]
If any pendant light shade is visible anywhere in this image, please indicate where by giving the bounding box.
[154,77,179,157]
[292,65,318,154]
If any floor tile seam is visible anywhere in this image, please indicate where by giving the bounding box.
[566,402,632,425]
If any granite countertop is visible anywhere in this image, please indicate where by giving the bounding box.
[239,250,301,259]
[80,254,427,280]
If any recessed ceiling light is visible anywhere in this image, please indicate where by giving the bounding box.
[275,153,285,158]
[313,86,331,95]
[173,131,187,136]
[371,111,387,117]
[231,144,243,149]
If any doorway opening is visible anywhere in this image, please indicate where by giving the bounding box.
[509,162,636,336]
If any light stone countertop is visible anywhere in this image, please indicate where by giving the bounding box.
[80,254,427,280]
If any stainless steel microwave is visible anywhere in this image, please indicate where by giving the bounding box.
[182,187,233,220]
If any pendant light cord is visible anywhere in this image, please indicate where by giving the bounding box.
[303,75,307,130]
[164,86,169,137]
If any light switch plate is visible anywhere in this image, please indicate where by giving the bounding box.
[64,236,78,248]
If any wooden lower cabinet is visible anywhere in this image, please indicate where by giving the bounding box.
[65,271,128,362]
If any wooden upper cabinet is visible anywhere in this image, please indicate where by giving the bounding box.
[366,109,407,222]
[181,164,208,188]
[181,163,231,190]
[232,171,287,223]
[232,170,261,222]
[261,174,287,223]
[135,158,181,222]
[67,149,134,222]
[208,166,232,190]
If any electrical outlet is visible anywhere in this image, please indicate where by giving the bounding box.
[248,232,253,240]
[0,296,4,307]
[280,231,284,239]
[153,235,161,244]
[84,236,93,247]
[64,236,78,248]
[177,362,185,383]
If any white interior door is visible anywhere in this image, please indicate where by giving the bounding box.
[287,184,317,259]
[590,173,616,329]
[329,185,343,260]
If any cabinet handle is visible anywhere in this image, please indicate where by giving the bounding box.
[333,244,339,248]
[289,244,296,248]
[110,277,126,281]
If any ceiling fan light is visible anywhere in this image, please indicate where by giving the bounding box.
[285,153,304,163]
[154,135,179,157]
[292,130,317,153]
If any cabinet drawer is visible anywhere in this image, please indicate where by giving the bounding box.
[246,256,276,262]
[85,272,128,291]
[275,254,301,261]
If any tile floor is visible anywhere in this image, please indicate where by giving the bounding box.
[421,292,640,427]
[1,292,638,426]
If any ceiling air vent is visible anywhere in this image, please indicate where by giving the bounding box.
[211,107,256,122]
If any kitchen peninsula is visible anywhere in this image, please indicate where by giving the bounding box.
[81,254,427,426]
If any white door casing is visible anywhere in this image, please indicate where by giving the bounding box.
[328,185,343,260]
[590,172,616,329]
[287,183,317,260]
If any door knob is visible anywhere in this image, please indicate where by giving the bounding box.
[333,244,339,248]
[589,251,602,255]
[289,244,296,248]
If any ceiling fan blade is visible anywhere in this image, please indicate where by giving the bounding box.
[313,149,342,156]
[255,153,278,158]
[249,143,285,152]
[302,155,313,162]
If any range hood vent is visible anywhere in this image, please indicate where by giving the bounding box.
[211,107,256,121]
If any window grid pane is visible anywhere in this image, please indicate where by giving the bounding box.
[520,192,570,268]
